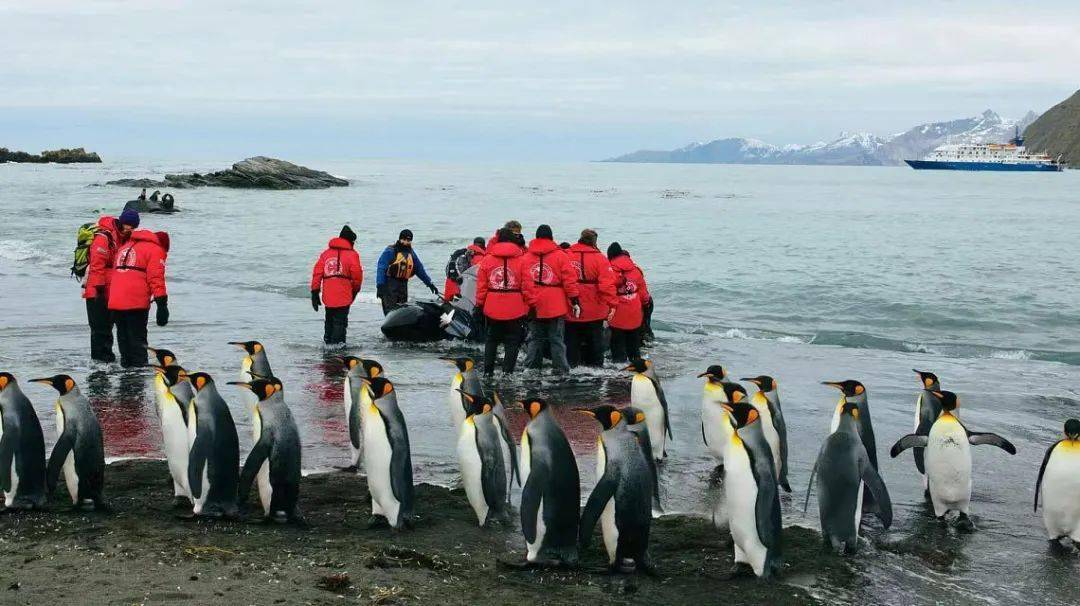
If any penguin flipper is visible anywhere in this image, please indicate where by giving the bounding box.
[239,436,272,505]
[477,419,507,511]
[348,400,362,450]
[1034,441,1062,512]
[966,431,1017,455]
[520,465,547,544]
[188,433,209,500]
[651,379,673,440]
[745,446,781,552]
[769,403,789,491]
[494,415,520,487]
[889,434,928,458]
[380,408,415,516]
[579,474,618,550]
[803,448,822,514]
[46,430,76,495]
[860,458,892,529]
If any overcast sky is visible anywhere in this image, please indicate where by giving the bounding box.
[1,1,1077,161]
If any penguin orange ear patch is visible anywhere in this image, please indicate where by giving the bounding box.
[635,412,646,424]
[923,377,933,388]
[529,402,541,418]
[0,375,8,389]
[382,382,394,397]
[854,384,865,395]
[254,343,263,353]
[264,384,275,399]
[611,410,623,426]
[65,378,75,392]
[195,376,206,390]
[747,408,760,424]
[732,390,744,403]
[348,358,359,369]
[482,404,493,414]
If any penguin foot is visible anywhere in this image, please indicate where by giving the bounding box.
[366,515,390,529]
[954,513,976,533]
[719,563,756,580]
[173,511,197,520]
[1048,537,1077,555]
[172,496,192,509]
[336,465,359,473]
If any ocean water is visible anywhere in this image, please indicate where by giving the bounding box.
[1,159,1078,603]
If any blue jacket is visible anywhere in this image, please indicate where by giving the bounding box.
[376,245,434,288]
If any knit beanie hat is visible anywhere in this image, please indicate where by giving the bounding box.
[535,224,554,240]
[119,209,140,228]
[340,225,357,243]
[399,229,414,241]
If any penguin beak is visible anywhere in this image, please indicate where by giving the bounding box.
[226,381,254,392]
[622,364,636,372]
[29,378,52,385]
[740,377,760,386]
[150,365,167,375]
[573,408,596,417]
[696,372,711,378]
[821,381,842,390]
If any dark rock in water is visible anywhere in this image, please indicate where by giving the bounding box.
[0,147,102,163]
[105,156,349,190]
[124,198,178,214]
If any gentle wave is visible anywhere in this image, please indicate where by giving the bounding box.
[0,239,50,263]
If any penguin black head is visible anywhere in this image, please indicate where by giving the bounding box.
[623,358,651,374]
[147,347,178,367]
[575,405,624,430]
[1065,419,1080,440]
[913,369,940,390]
[183,372,214,392]
[723,382,748,404]
[520,397,548,419]
[623,406,648,426]
[364,376,394,399]
[153,364,187,387]
[742,375,776,392]
[31,374,77,395]
[696,365,727,384]
[229,341,264,355]
[0,372,16,392]
[229,377,283,401]
[440,356,476,373]
[722,402,759,428]
[822,380,865,398]
[457,389,492,416]
[934,390,958,412]
[841,400,861,419]
[362,359,384,378]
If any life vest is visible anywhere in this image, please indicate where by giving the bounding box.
[575,251,597,285]
[531,252,559,287]
[387,249,415,280]
[324,250,348,280]
[490,258,521,293]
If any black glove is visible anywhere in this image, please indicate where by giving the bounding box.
[527,307,538,321]
[95,286,106,302]
[471,306,484,325]
[155,296,169,326]
[376,284,387,299]
[569,297,582,319]
[311,290,321,312]
[428,283,439,296]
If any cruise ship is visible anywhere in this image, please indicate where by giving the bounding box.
[906,128,1063,172]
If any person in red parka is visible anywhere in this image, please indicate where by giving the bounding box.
[108,227,168,367]
[443,237,486,301]
[564,229,617,368]
[606,241,650,364]
[474,228,529,376]
[486,220,523,251]
[311,225,364,345]
[521,224,580,374]
[83,210,138,363]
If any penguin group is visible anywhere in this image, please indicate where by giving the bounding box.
[4,353,1079,582]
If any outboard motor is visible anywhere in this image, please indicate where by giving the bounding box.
[380,266,484,343]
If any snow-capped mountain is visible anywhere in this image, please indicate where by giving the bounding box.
[605,110,1040,166]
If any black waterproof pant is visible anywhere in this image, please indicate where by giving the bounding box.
[565,320,605,368]
[324,306,350,344]
[114,309,150,368]
[86,297,116,363]
[640,299,655,343]
[609,327,641,364]
[484,318,525,376]
[380,278,409,315]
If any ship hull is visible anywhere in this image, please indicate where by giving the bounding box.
[905,160,1063,172]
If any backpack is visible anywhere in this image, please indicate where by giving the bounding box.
[445,247,472,283]
[71,222,111,281]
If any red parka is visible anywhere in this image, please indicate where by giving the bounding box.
[475,242,528,321]
[311,238,364,308]
[521,238,580,320]
[443,243,485,301]
[566,242,617,322]
[108,230,167,311]
[82,216,122,299]
[608,254,649,330]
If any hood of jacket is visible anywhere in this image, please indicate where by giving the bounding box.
[526,238,560,255]
[97,215,119,234]
[610,254,637,272]
[467,243,486,255]
[328,237,354,250]
[489,241,524,258]
[568,242,602,256]
[129,229,161,245]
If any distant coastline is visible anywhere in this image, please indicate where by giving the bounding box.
[0,147,102,164]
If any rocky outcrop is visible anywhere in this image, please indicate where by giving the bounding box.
[106,156,349,190]
[0,147,102,163]
[1024,89,1080,167]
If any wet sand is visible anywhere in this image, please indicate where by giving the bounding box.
[0,460,854,605]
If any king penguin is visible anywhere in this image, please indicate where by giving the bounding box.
[578,405,655,573]
[182,371,240,518]
[441,356,483,436]
[152,364,193,504]
[911,369,943,489]
[518,398,580,566]
[744,375,791,492]
[32,375,107,510]
[623,405,662,516]
[230,377,305,524]
[805,400,891,554]
[720,400,782,578]
[824,380,877,470]
[341,356,383,471]
[229,341,273,380]
[699,365,737,468]
[0,373,47,510]
[1034,419,1080,547]
[891,390,1015,527]
[360,376,414,529]
[147,346,179,369]
[456,391,509,526]
[624,358,672,462]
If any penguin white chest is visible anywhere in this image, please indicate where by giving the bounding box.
[630,376,665,459]
[519,429,532,485]
[252,409,273,515]
[1041,445,1080,540]
[159,395,190,498]
[448,374,466,434]
[457,419,488,525]
[829,399,844,434]
[362,405,399,520]
[925,418,972,515]
[56,406,79,503]
[1,418,17,507]
[701,397,730,461]
[724,441,768,575]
